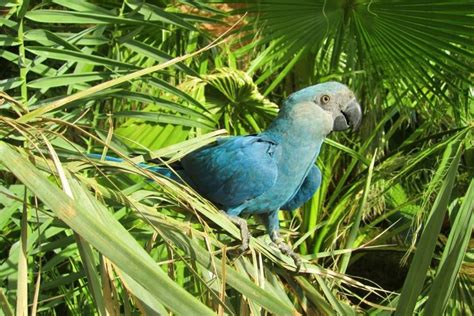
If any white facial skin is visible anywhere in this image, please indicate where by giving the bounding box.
[312,86,359,130]
[268,82,362,139]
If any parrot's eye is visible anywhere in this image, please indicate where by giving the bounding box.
[320,95,331,104]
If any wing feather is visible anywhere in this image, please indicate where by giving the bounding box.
[281,166,321,211]
[181,135,280,207]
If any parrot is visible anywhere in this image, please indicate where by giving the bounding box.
[91,81,362,266]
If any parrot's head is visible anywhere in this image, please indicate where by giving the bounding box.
[283,81,362,135]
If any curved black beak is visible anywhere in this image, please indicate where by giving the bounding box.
[333,99,362,131]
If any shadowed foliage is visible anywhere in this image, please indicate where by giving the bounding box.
[0,0,472,315]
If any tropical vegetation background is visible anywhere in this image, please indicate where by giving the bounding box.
[0,0,472,315]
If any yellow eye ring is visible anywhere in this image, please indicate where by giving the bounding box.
[320,95,331,104]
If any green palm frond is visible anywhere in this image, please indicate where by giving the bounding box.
[181,67,278,134]
[229,0,473,106]
[0,0,472,314]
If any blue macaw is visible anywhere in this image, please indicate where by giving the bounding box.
[93,82,362,266]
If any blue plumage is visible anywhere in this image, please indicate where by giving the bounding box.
[181,135,281,207]
[280,166,322,211]
[91,82,362,266]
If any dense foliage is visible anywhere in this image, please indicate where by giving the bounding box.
[0,0,472,315]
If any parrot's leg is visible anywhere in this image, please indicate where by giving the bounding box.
[220,210,250,251]
[271,231,302,269]
[267,211,302,269]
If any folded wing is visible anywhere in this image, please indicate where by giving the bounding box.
[181,135,281,207]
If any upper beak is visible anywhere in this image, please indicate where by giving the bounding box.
[333,99,362,131]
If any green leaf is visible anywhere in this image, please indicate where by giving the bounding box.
[325,138,370,166]
[17,36,220,122]
[26,46,136,69]
[424,180,474,315]
[122,39,199,76]
[74,236,106,315]
[111,91,214,122]
[0,142,215,316]
[52,0,112,15]
[25,10,151,26]
[134,204,297,316]
[0,77,23,91]
[24,29,82,50]
[294,276,334,314]
[0,288,14,316]
[126,0,197,31]
[0,35,19,46]
[111,111,215,129]
[27,72,120,89]
[115,268,168,316]
[395,137,463,315]
[339,150,376,273]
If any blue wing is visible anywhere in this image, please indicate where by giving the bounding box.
[281,166,321,211]
[180,135,281,207]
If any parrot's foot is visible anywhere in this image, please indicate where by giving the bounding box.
[220,211,250,251]
[270,231,302,270]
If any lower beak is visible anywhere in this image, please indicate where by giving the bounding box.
[333,99,362,131]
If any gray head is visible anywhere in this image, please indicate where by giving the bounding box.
[282,81,362,133]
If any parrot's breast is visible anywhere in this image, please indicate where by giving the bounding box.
[241,135,323,214]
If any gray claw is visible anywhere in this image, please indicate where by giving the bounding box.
[271,232,302,270]
[220,211,250,251]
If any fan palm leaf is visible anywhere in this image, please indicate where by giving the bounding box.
[227,0,472,108]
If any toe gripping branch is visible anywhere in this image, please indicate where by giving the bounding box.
[220,211,302,270]
[220,211,250,251]
[271,231,302,270]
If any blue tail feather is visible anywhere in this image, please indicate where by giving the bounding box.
[86,154,183,182]
[87,153,123,163]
